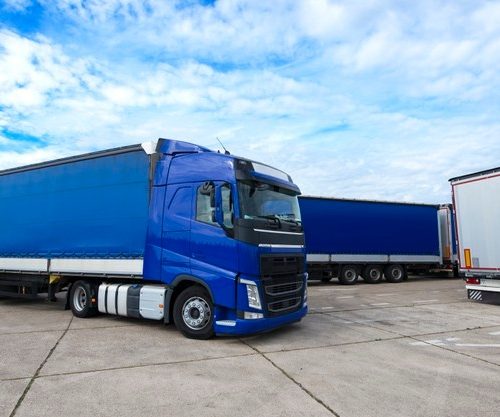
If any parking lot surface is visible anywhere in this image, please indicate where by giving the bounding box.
[1,276,500,417]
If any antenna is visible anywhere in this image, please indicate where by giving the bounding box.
[216,137,230,155]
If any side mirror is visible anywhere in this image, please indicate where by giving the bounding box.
[200,181,215,196]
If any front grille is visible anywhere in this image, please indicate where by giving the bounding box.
[261,255,305,276]
[265,281,303,296]
[260,254,305,317]
[268,297,302,312]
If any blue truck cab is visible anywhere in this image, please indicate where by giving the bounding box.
[0,138,307,339]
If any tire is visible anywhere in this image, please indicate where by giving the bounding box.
[321,276,333,283]
[173,286,215,340]
[69,280,98,318]
[362,265,384,284]
[338,265,359,285]
[384,264,405,283]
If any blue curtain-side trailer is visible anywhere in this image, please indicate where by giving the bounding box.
[299,196,457,284]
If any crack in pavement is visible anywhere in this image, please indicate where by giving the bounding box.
[0,322,164,336]
[1,336,406,383]
[239,323,500,357]
[307,300,465,314]
[326,313,500,369]
[405,335,500,368]
[0,328,65,336]
[240,339,341,417]
[8,316,74,417]
[324,312,500,336]
[241,334,405,355]
[1,351,259,383]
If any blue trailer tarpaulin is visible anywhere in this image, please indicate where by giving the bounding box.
[0,146,151,258]
[299,196,440,256]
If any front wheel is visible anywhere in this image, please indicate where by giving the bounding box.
[69,280,98,318]
[173,286,215,340]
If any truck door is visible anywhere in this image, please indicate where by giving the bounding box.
[190,181,237,303]
[161,185,193,283]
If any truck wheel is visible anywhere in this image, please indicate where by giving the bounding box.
[69,280,98,318]
[362,265,384,284]
[385,264,405,283]
[339,265,359,285]
[173,286,215,340]
[321,276,333,283]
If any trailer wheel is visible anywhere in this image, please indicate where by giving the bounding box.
[69,280,98,318]
[173,286,214,340]
[384,264,405,283]
[362,265,384,284]
[339,265,359,285]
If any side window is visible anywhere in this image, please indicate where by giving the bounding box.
[196,182,217,225]
[221,183,234,229]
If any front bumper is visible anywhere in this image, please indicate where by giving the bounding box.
[214,305,308,336]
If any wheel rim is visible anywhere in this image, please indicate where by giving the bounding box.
[345,269,356,281]
[392,268,403,280]
[182,296,211,330]
[73,287,87,312]
[370,269,381,280]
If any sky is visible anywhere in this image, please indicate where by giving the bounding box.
[0,0,499,204]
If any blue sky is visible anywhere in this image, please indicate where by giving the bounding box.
[0,0,499,203]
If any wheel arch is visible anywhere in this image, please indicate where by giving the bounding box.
[63,276,101,310]
[166,275,214,324]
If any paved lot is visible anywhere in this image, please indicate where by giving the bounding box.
[1,276,500,417]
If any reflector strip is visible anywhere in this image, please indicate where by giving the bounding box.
[464,249,472,269]
[468,289,482,301]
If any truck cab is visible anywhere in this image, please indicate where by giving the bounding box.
[143,140,307,337]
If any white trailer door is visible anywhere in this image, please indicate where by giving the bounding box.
[453,173,500,274]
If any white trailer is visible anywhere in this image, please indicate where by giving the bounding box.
[450,167,500,303]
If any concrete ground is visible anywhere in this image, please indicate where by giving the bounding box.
[1,276,500,417]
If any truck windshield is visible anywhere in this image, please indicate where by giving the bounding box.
[237,180,301,223]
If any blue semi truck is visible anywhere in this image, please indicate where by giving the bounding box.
[0,139,307,338]
[299,196,457,284]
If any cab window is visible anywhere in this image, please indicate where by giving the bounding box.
[221,183,234,229]
[196,182,216,225]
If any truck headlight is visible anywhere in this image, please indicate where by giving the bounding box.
[239,278,262,310]
[246,284,262,310]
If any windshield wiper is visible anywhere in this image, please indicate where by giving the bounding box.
[246,214,301,227]
[275,214,302,226]
[255,215,281,221]
[282,218,302,226]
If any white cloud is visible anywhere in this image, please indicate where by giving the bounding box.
[1,0,32,11]
[0,1,499,204]
[0,30,94,110]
